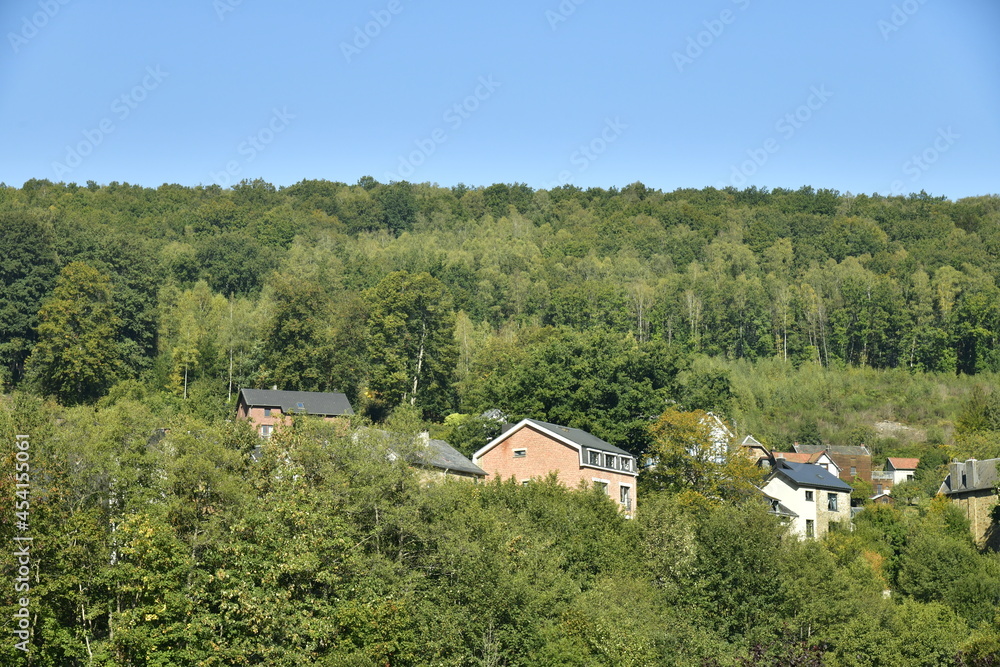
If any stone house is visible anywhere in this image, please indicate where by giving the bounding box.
[939,458,1000,549]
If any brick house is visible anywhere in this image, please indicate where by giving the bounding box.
[236,389,354,438]
[762,459,853,539]
[939,459,1000,549]
[473,419,638,513]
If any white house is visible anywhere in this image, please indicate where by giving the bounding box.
[762,459,853,539]
[885,457,919,485]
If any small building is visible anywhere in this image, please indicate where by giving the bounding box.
[739,435,771,465]
[236,389,354,438]
[871,492,895,505]
[871,457,920,496]
[762,459,853,539]
[885,457,919,484]
[474,419,638,513]
[939,459,1000,549]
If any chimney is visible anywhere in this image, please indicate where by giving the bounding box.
[774,454,786,469]
[950,461,965,491]
[271,385,278,391]
[967,459,979,488]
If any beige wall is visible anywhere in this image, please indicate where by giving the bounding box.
[950,489,997,548]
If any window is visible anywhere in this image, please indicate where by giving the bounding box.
[513,449,526,458]
[876,484,883,494]
[806,519,815,538]
[521,480,531,486]
[604,453,616,469]
[593,480,609,495]
[296,402,305,412]
[820,463,828,471]
[620,485,632,510]
[621,458,631,472]
[906,473,914,481]
[588,450,601,466]
[260,424,273,439]
[828,493,838,511]
[805,490,814,502]
[263,408,272,417]
[850,466,857,477]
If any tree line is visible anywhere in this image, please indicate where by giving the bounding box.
[3,179,1000,440]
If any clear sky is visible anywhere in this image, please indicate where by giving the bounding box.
[1,0,997,199]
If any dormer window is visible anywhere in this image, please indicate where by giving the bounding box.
[588,450,601,466]
[604,454,616,469]
[621,458,631,471]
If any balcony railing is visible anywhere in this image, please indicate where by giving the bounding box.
[871,471,894,481]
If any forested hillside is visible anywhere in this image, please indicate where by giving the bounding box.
[3,179,1000,438]
[4,178,1000,664]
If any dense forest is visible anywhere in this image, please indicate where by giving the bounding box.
[4,178,1000,664]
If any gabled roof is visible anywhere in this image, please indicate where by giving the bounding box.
[761,491,799,518]
[355,428,485,477]
[475,418,633,460]
[238,389,354,416]
[886,457,919,471]
[412,438,486,477]
[740,435,766,449]
[772,460,853,492]
[773,451,829,465]
[794,444,871,457]
[939,459,999,495]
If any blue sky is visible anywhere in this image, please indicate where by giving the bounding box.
[1,0,997,199]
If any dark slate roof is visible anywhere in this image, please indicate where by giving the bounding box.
[526,419,633,457]
[357,428,485,477]
[761,492,799,518]
[773,461,853,492]
[412,438,487,477]
[238,389,354,416]
[794,444,871,457]
[939,459,999,495]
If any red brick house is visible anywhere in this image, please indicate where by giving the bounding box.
[236,389,354,438]
[473,419,638,513]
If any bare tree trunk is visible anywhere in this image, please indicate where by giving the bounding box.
[411,319,427,405]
